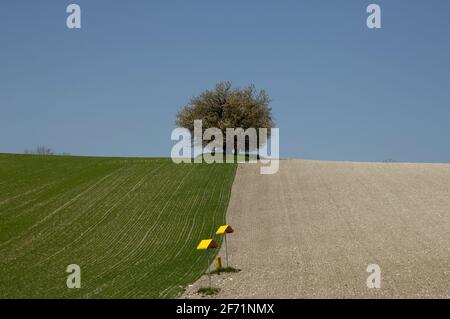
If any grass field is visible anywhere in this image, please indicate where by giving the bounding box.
[0,154,236,298]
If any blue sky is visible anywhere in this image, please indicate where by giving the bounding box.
[1,0,449,162]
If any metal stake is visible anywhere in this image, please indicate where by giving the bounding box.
[207,251,211,288]
[225,233,229,268]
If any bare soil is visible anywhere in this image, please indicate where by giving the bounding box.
[183,160,450,298]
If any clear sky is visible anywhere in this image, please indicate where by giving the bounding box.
[1,0,449,162]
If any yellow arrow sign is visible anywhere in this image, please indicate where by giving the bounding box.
[216,225,234,235]
[197,239,218,250]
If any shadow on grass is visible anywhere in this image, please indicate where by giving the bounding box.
[197,287,221,296]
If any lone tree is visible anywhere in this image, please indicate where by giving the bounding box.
[176,82,274,155]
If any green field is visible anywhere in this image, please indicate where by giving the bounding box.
[0,154,236,298]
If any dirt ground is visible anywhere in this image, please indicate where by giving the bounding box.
[182,160,450,298]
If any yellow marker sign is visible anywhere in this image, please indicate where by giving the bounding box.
[197,239,218,288]
[216,225,234,235]
[215,225,234,268]
[196,239,218,250]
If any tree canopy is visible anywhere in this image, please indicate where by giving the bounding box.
[176,82,274,154]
